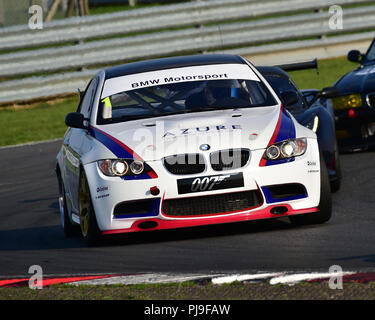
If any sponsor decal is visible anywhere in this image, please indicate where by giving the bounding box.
[95,193,110,200]
[163,124,241,138]
[308,169,320,173]
[101,64,260,98]
[97,186,109,193]
[132,73,228,89]
[307,161,317,166]
[65,147,79,168]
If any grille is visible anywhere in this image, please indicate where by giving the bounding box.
[366,93,375,109]
[210,149,250,171]
[162,190,262,217]
[163,154,205,175]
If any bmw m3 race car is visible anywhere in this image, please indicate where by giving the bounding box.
[331,38,375,152]
[56,54,332,244]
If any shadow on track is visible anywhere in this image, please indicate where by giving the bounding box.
[95,218,303,248]
[0,226,85,251]
[0,217,306,251]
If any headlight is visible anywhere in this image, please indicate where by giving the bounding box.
[265,145,280,160]
[264,138,307,161]
[332,94,362,110]
[98,159,146,176]
[305,115,319,133]
[130,160,144,175]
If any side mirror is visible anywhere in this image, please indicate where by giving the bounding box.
[319,86,339,99]
[347,50,362,63]
[65,112,87,129]
[280,91,299,107]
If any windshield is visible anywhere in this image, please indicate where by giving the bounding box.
[97,64,278,124]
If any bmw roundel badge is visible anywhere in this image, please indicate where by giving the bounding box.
[199,144,211,151]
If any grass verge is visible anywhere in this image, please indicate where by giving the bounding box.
[0,56,358,147]
[0,97,78,147]
[1,281,375,300]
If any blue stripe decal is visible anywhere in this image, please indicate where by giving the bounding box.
[274,109,296,143]
[265,157,295,166]
[261,187,307,204]
[265,110,296,166]
[113,198,161,219]
[121,173,153,181]
[89,127,133,159]
[89,127,153,180]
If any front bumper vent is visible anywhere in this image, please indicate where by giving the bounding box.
[162,190,262,217]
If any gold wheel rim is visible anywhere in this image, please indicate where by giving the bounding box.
[79,173,90,237]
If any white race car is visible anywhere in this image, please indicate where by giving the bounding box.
[56,54,332,244]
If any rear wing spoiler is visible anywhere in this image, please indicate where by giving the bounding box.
[275,58,318,73]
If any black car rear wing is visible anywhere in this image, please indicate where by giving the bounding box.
[275,58,318,73]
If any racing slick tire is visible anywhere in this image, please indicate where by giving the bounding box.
[59,176,79,237]
[289,153,332,226]
[79,169,102,246]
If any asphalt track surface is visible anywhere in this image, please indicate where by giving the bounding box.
[0,140,375,277]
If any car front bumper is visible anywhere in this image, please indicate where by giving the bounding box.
[83,138,321,234]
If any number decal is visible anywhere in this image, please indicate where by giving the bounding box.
[190,175,230,192]
[191,178,201,192]
[178,173,244,195]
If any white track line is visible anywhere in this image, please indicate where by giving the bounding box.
[69,271,359,286]
[0,271,364,287]
[0,138,62,150]
[72,273,223,286]
[269,272,356,285]
[212,273,284,284]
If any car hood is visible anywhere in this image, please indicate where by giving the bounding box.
[91,105,293,161]
[335,63,375,95]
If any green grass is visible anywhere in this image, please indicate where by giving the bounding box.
[0,56,359,147]
[0,97,78,147]
[289,57,358,90]
[1,281,375,300]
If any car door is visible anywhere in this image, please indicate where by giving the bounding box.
[63,77,98,214]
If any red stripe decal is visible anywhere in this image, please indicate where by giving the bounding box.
[259,105,283,167]
[91,126,142,160]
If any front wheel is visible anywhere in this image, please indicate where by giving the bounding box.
[290,153,332,226]
[59,179,79,237]
[79,170,102,245]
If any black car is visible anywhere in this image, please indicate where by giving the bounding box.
[257,61,342,192]
[331,39,375,152]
